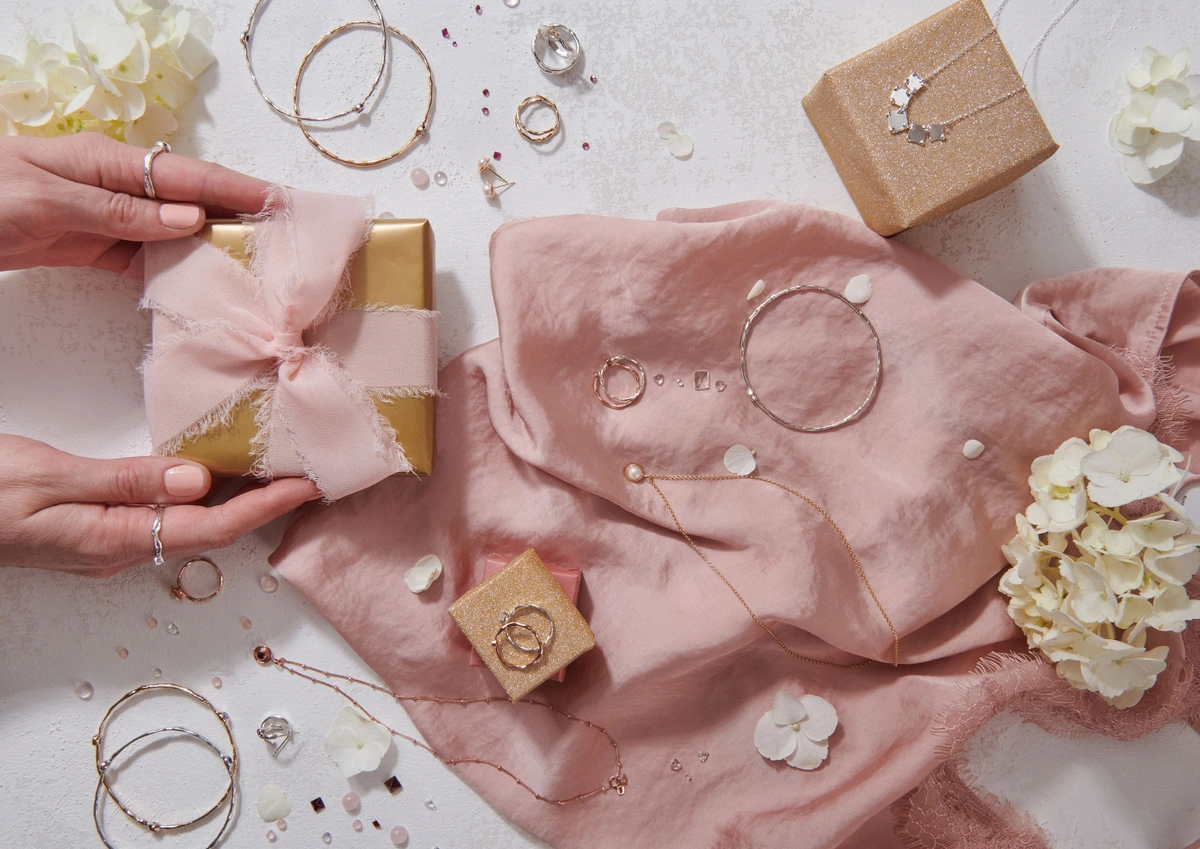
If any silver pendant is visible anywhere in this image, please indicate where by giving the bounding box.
[890,87,911,108]
[927,123,946,142]
[906,125,928,145]
[888,110,910,133]
[906,73,925,93]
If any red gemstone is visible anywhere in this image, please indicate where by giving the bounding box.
[493,151,501,160]
[590,75,598,83]
[452,41,457,47]
[482,107,489,115]
[442,28,450,38]
[482,88,489,97]
[582,142,590,150]
[475,4,482,12]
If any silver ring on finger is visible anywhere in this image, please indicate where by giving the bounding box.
[143,141,170,200]
[151,505,165,568]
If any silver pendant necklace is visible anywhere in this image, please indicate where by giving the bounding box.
[886,25,1027,146]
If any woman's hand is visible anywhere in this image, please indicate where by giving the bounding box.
[0,133,268,272]
[0,435,319,576]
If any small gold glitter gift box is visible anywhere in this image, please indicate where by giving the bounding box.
[449,550,594,703]
[802,0,1058,236]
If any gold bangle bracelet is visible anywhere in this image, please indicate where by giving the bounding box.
[293,20,434,167]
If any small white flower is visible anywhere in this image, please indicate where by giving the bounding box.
[1144,545,1200,585]
[1062,558,1119,624]
[1111,47,1200,184]
[1126,47,1192,91]
[324,706,393,777]
[1079,426,1182,507]
[72,12,150,86]
[753,691,838,770]
[256,783,291,822]
[723,444,757,476]
[1080,644,1169,701]
[1127,515,1188,551]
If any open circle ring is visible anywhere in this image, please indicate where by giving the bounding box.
[491,621,544,670]
[515,94,561,144]
[170,557,224,603]
[593,355,646,410]
[501,604,555,651]
[532,24,581,75]
[740,285,882,432]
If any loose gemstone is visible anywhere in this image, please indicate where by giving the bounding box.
[492,151,501,160]
[322,833,332,844]
[277,819,287,831]
[242,618,252,629]
[887,110,909,133]
[352,820,363,832]
[311,797,326,813]
[410,167,430,188]
[475,4,482,12]
[391,826,409,846]
[433,171,448,186]
[676,379,684,387]
[441,28,449,38]
[342,792,360,812]
[452,41,457,47]
[117,647,128,658]
[582,142,590,150]
[482,88,489,97]
[267,831,276,844]
[424,798,436,810]
[715,381,727,392]
[670,758,682,771]
[165,622,179,635]
[146,616,157,628]
[384,775,403,794]
[907,125,928,145]
[698,751,709,762]
[890,87,911,108]
[75,681,94,700]
[259,575,279,593]
[589,75,597,83]
[653,374,664,386]
[373,820,382,829]
[694,370,710,391]
[151,668,162,678]
[212,677,222,689]
[482,107,489,116]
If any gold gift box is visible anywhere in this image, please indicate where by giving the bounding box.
[162,219,436,476]
[450,550,594,703]
[802,0,1058,236]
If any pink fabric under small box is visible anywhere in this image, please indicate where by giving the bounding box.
[468,553,582,683]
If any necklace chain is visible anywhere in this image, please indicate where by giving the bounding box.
[641,473,900,669]
[253,647,628,804]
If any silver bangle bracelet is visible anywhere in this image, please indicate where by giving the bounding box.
[740,285,882,432]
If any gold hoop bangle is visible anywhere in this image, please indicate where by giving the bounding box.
[294,20,434,167]
[170,557,224,603]
[515,94,561,144]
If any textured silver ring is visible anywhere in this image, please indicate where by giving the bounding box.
[151,505,165,568]
[532,24,581,75]
[500,604,555,651]
[740,285,882,432]
[143,141,170,199]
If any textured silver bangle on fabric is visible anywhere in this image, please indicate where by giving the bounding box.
[740,285,882,432]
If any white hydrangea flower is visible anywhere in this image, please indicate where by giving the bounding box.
[1110,47,1200,184]
[323,706,393,777]
[753,691,838,770]
[998,427,1193,708]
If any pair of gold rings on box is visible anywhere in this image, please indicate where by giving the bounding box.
[491,604,556,670]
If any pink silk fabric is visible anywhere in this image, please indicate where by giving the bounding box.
[271,201,1200,849]
[142,187,437,500]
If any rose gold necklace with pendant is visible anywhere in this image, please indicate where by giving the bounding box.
[252,646,628,803]
[622,465,900,669]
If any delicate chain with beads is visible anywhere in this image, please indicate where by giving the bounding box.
[639,472,900,669]
[252,647,627,804]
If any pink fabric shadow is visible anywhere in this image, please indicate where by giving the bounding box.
[271,201,1200,849]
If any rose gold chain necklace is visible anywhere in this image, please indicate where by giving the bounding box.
[623,466,900,669]
[252,646,628,804]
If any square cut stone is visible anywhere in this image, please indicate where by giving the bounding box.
[907,125,928,144]
[888,110,909,133]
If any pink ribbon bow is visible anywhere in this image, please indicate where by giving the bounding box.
[141,187,437,500]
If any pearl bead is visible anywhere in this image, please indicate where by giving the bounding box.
[390,825,409,845]
[624,463,645,483]
[342,792,360,812]
[483,182,495,199]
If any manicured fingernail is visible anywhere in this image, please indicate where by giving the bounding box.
[164,464,206,497]
[160,203,202,230]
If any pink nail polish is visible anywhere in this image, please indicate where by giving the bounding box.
[164,465,206,497]
[160,204,202,230]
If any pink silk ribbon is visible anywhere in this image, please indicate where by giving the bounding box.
[141,186,437,501]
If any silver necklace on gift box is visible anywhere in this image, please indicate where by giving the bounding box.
[887,0,1084,145]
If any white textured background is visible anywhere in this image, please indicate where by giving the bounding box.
[2,0,1200,847]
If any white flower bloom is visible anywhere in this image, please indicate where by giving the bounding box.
[1112,48,1200,184]
[1079,426,1182,507]
[1144,544,1200,585]
[256,783,291,821]
[72,12,150,87]
[1127,515,1188,551]
[123,102,176,146]
[144,58,195,109]
[157,5,215,78]
[1126,47,1191,91]
[753,691,838,771]
[1080,644,1169,701]
[1062,558,1119,623]
[324,706,393,777]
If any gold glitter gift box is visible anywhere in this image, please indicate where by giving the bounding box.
[450,550,594,703]
[802,0,1058,236]
[164,219,436,475]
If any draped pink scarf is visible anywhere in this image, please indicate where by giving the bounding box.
[271,201,1200,848]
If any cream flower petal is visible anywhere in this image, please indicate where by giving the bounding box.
[1127,517,1187,551]
[404,554,443,593]
[1144,546,1200,585]
[666,132,694,158]
[324,706,394,777]
[123,102,177,147]
[1141,133,1186,169]
[1150,52,1178,86]
[798,694,838,741]
[656,120,677,139]
[785,733,828,770]
[723,444,756,476]
[1150,80,1194,133]
[1124,150,1180,184]
[1109,113,1150,154]
[753,711,797,761]
[746,278,765,300]
[1170,48,1192,79]
[173,30,215,79]
[323,727,363,776]
[771,690,807,725]
[147,59,196,109]
[256,783,291,822]
[1148,585,1200,632]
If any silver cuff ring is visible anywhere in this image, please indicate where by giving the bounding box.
[143,141,170,199]
[532,24,581,75]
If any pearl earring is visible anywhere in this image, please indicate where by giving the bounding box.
[478,158,515,199]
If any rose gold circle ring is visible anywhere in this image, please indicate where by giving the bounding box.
[170,557,224,603]
[592,355,646,410]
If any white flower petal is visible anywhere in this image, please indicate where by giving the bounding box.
[123,102,177,147]
[1150,81,1193,133]
[256,783,291,822]
[1145,546,1200,585]
[785,732,828,770]
[746,278,765,300]
[404,554,443,593]
[1124,150,1180,184]
[173,31,215,79]
[723,444,757,476]
[962,439,986,459]
[1170,48,1191,79]
[324,707,393,777]
[844,274,872,304]
[798,694,838,741]
[771,690,807,725]
[656,120,677,139]
[146,59,195,109]
[1109,113,1150,153]
[754,711,798,761]
[1150,53,1177,86]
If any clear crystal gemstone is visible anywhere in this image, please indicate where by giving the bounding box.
[890,87,910,108]
[887,111,909,133]
[907,125,928,145]
[424,799,437,810]
[698,751,709,762]
[670,758,682,771]
[928,123,946,142]
[715,381,727,392]
[906,73,924,92]
[653,374,665,386]
[165,622,179,635]
[693,370,710,391]
[75,681,94,700]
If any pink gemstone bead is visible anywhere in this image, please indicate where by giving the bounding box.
[342,792,360,812]
[390,825,409,845]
